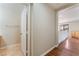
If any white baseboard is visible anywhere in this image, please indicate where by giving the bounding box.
[41,38,68,56]
[40,44,59,56]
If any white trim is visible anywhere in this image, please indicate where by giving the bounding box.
[28,3,31,56]
[30,3,33,56]
[40,44,59,56]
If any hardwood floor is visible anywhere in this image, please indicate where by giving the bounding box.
[46,37,79,56]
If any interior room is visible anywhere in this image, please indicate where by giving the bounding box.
[30,3,79,56]
[0,3,79,56]
[46,3,79,56]
[0,3,30,56]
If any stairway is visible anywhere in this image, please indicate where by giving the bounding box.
[0,36,6,48]
[0,36,23,56]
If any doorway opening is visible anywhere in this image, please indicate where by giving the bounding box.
[0,3,31,56]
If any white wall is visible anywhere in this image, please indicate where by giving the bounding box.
[31,4,56,56]
[68,21,79,38]
[58,21,79,41]
[69,21,79,32]
[0,4,25,46]
[58,30,68,43]
[58,4,79,42]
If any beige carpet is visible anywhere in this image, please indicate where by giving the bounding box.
[0,44,24,56]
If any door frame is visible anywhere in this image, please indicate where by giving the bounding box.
[27,3,31,56]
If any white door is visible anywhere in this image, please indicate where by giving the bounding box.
[21,6,27,56]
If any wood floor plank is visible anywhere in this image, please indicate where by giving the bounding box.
[46,38,79,56]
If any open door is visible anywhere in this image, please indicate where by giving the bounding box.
[21,6,27,56]
[21,4,31,56]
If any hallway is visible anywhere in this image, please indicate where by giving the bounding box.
[0,3,79,56]
[46,37,79,56]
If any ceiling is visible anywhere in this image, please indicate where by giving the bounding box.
[47,3,76,11]
[58,4,79,24]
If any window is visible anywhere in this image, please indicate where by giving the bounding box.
[59,24,69,31]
